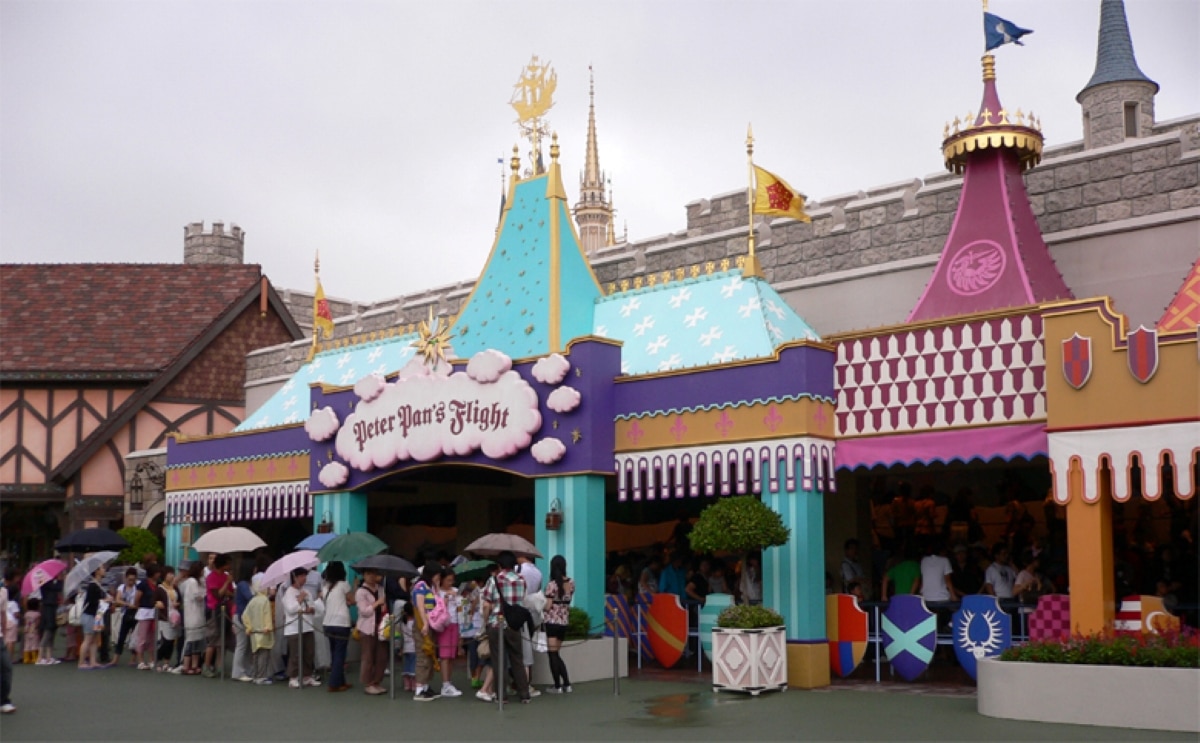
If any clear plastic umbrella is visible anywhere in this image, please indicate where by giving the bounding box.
[259,550,320,590]
[63,551,119,597]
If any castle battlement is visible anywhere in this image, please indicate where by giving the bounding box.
[183,220,245,265]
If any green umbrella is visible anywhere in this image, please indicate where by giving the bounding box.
[453,559,496,584]
[316,532,388,564]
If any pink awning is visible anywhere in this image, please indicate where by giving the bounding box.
[836,422,1047,470]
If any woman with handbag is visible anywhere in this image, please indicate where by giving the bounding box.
[543,555,575,694]
[154,566,180,672]
[434,568,463,698]
[354,568,388,696]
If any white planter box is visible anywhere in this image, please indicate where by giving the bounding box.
[712,626,788,695]
[978,657,1200,733]
[531,637,628,686]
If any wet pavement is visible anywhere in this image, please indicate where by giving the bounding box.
[2,660,1189,741]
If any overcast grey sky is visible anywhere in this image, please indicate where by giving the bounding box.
[2,0,1196,302]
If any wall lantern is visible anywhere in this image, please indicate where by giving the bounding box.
[545,499,563,531]
[316,510,334,534]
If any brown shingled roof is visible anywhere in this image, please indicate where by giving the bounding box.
[1,263,264,375]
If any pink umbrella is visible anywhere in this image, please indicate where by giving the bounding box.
[258,550,319,590]
[22,558,68,597]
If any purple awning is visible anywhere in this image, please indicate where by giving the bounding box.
[836,421,1047,470]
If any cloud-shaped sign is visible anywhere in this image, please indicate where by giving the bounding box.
[532,353,570,385]
[335,364,541,467]
[305,407,340,442]
[531,437,566,465]
[547,386,581,414]
[319,461,350,489]
[466,349,512,384]
[354,373,387,402]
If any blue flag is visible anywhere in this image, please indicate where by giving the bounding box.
[984,12,1032,51]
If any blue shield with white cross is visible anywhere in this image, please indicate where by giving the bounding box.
[881,595,936,681]
[953,594,1011,680]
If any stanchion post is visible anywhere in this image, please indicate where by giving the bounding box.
[612,617,619,696]
[219,610,226,681]
[297,612,305,691]
[389,614,396,700]
[496,625,506,710]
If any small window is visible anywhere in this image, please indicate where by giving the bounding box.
[1083,112,1091,148]
[1124,103,1138,138]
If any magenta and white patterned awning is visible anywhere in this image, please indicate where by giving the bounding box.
[836,421,1047,471]
[166,481,310,524]
[615,436,835,501]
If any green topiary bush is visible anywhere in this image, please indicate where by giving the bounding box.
[566,607,592,639]
[115,526,163,566]
[717,604,785,629]
[1000,630,1198,668]
[688,496,789,555]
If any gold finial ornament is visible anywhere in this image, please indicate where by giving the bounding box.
[511,55,557,174]
[550,131,560,162]
[743,123,763,279]
[510,144,521,176]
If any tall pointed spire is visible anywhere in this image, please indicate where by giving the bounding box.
[574,65,614,256]
[908,54,1071,322]
[1078,0,1157,98]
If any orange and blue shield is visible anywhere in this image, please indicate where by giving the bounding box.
[1061,333,1092,390]
[881,595,936,682]
[826,594,868,677]
[644,593,689,669]
[1126,326,1159,383]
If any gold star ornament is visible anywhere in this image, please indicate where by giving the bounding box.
[571,428,583,444]
[412,307,454,370]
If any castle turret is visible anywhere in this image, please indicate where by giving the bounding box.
[908,54,1072,322]
[573,67,614,256]
[183,221,245,265]
[1077,0,1158,149]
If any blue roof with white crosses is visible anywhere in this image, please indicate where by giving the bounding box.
[592,270,821,376]
[235,334,419,431]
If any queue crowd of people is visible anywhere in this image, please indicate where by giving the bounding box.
[0,547,578,713]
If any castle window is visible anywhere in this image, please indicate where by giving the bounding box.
[1083,112,1091,149]
[1123,103,1138,138]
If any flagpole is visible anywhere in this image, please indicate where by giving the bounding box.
[308,252,320,362]
[744,124,762,278]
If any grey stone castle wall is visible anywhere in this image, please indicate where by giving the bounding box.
[248,114,1199,388]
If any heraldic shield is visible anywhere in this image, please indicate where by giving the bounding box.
[1126,326,1159,383]
[881,595,936,681]
[952,594,1012,680]
[826,594,869,677]
[644,593,688,669]
[1061,333,1092,390]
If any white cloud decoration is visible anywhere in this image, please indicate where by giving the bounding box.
[305,406,340,442]
[466,349,512,383]
[318,461,350,488]
[531,437,566,465]
[354,373,387,402]
[546,385,581,414]
[531,353,570,385]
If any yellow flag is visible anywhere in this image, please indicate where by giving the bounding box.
[313,279,335,339]
[753,165,810,222]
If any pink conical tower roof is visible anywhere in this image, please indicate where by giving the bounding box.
[908,55,1072,322]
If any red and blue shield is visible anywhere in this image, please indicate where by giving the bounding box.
[952,594,1011,680]
[1126,326,1159,383]
[826,594,869,677]
[881,595,936,682]
[1061,333,1092,390]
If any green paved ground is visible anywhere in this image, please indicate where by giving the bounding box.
[1,663,1189,741]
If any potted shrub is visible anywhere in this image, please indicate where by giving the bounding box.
[689,496,790,694]
[978,630,1199,733]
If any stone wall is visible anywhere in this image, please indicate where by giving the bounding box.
[183,221,244,265]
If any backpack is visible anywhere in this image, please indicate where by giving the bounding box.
[426,590,450,633]
[496,575,534,635]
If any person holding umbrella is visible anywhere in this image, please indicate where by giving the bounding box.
[77,563,108,669]
[202,554,233,678]
[180,561,206,675]
[320,561,353,692]
[37,572,63,665]
[281,567,321,688]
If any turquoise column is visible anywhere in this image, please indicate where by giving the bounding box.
[534,475,606,626]
[312,491,368,535]
[760,456,826,640]
[165,522,200,568]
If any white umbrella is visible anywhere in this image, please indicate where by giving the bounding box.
[258,550,320,590]
[191,526,267,554]
[63,551,119,597]
[464,533,542,559]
